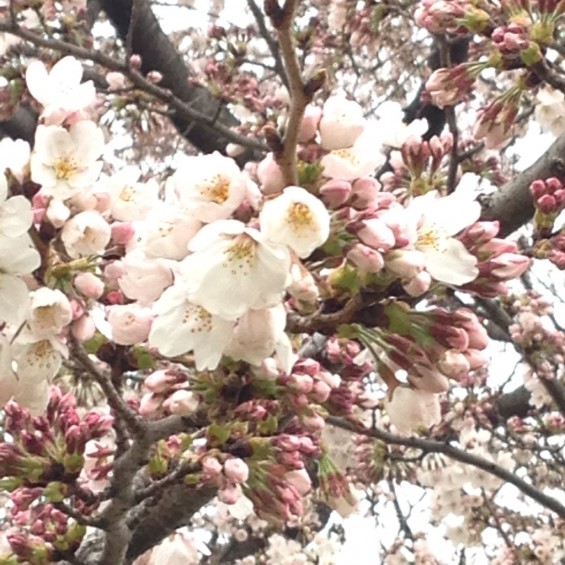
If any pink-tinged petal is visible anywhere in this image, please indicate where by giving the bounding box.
[49,56,84,91]
[70,121,104,164]
[25,60,50,105]
[425,238,478,285]
[0,275,30,325]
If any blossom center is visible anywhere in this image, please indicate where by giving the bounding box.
[203,175,230,204]
[35,305,57,329]
[119,185,135,202]
[223,234,257,275]
[286,202,314,235]
[53,157,78,180]
[417,223,448,253]
[333,149,359,166]
[184,304,212,333]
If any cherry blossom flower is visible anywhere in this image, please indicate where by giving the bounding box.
[30,121,105,200]
[107,304,153,346]
[179,220,291,320]
[386,386,441,434]
[319,94,365,150]
[149,283,235,370]
[534,85,565,136]
[0,139,31,183]
[27,288,72,337]
[61,210,111,258]
[106,167,160,222]
[25,56,96,125]
[116,253,173,305]
[259,186,330,258]
[224,304,290,368]
[405,189,481,286]
[321,129,386,181]
[12,335,67,384]
[172,152,247,222]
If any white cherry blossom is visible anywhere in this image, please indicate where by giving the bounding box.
[0,138,31,183]
[61,210,111,258]
[319,95,365,150]
[321,129,386,181]
[407,189,480,286]
[260,186,330,258]
[30,121,104,200]
[224,304,289,367]
[27,287,72,337]
[12,335,67,384]
[108,304,153,346]
[149,283,234,370]
[117,253,173,305]
[386,386,441,434]
[534,85,565,137]
[141,206,201,261]
[107,166,160,222]
[172,152,247,222]
[25,56,96,125]
[180,220,291,320]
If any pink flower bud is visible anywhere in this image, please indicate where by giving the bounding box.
[386,249,426,278]
[351,177,383,208]
[111,222,136,245]
[139,393,162,417]
[537,194,557,213]
[490,253,530,279]
[404,270,431,296]
[146,70,163,83]
[202,457,222,477]
[298,104,322,143]
[218,484,240,504]
[319,179,352,207]
[164,390,199,416]
[358,218,396,250]
[257,153,285,195]
[130,54,142,69]
[223,458,249,484]
[530,179,547,199]
[301,412,325,431]
[284,469,312,495]
[74,272,104,299]
[106,71,126,91]
[347,243,384,273]
[438,350,470,378]
[311,380,331,402]
[71,314,96,342]
[144,370,177,393]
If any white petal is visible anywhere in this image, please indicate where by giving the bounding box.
[425,239,478,285]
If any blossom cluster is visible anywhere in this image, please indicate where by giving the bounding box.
[0,45,542,563]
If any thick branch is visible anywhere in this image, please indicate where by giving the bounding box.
[481,133,565,237]
[98,0,263,159]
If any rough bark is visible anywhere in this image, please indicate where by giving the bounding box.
[481,132,565,237]
[97,0,254,158]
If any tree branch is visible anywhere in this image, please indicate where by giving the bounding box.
[327,416,565,518]
[481,132,565,237]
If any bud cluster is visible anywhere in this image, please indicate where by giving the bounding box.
[530,177,565,238]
